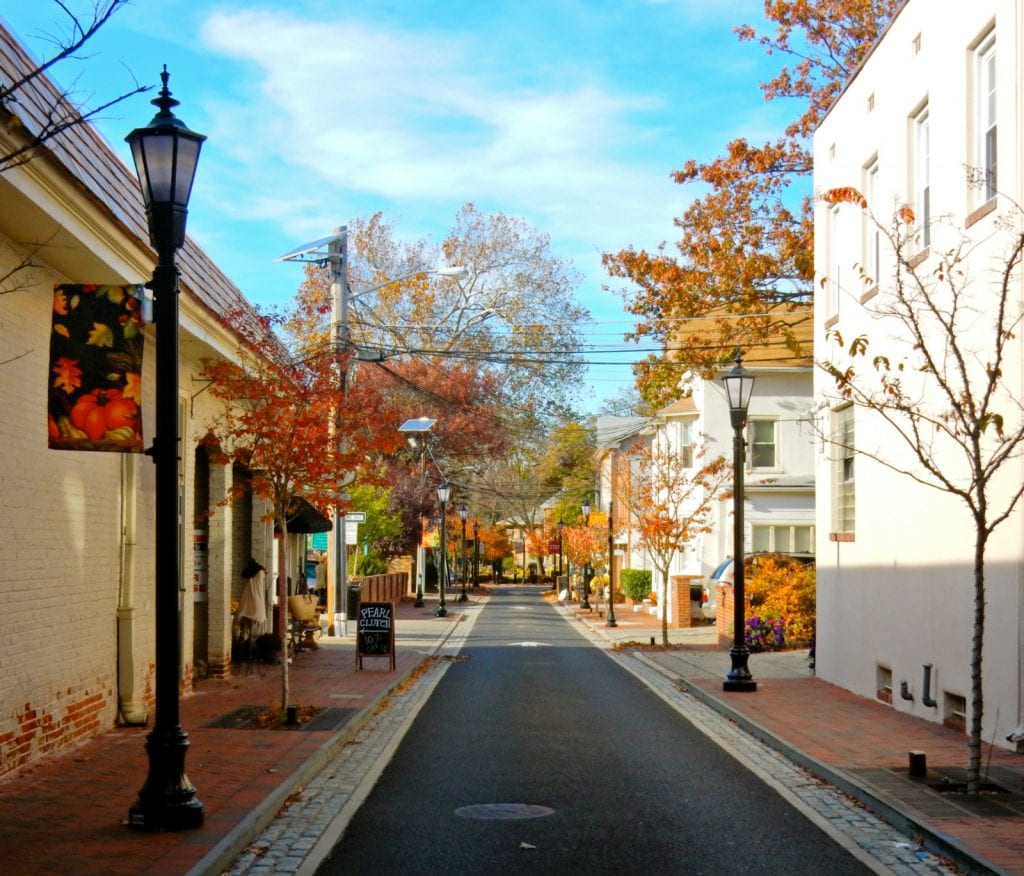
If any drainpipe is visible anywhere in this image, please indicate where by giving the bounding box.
[921,663,937,709]
[117,455,148,725]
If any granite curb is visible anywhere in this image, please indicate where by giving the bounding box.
[187,612,465,876]
[566,605,1002,876]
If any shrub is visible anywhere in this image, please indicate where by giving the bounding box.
[620,569,653,602]
[745,555,816,645]
[745,616,785,652]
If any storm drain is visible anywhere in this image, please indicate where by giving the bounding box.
[454,804,555,820]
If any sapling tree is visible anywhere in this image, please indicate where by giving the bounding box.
[202,307,399,710]
[820,186,1024,792]
[621,441,729,645]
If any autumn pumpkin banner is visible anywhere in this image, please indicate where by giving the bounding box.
[48,284,145,452]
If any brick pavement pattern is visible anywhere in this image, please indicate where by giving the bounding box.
[0,591,1022,876]
[0,599,463,875]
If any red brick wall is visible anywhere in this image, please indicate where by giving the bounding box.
[716,584,751,645]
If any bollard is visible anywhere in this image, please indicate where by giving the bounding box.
[908,751,927,777]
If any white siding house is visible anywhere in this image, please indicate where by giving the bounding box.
[0,23,286,776]
[597,361,815,628]
[813,0,1024,749]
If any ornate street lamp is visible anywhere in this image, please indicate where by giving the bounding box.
[456,504,469,602]
[436,482,451,617]
[580,502,591,611]
[126,68,205,830]
[606,502,617,628]
[722,353,757,693]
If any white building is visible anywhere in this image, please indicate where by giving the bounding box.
[595,355,815,628]
[0,23,316,775]
[813,0,1024,749]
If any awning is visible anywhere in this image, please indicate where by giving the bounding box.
[275,497,332,534]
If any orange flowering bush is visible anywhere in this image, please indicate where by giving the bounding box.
[745,555,816,645]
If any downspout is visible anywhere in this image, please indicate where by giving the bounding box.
[1017,0,1024,752]
[117,455,148,725]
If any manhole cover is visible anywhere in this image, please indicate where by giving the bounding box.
[454,804,555,820]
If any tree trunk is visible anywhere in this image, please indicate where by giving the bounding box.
[967,525,987,793]
[277,512,290,713]
[660,567,670,647]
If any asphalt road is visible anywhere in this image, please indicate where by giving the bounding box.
[316,587,871,875]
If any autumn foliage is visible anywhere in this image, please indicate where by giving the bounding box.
[746,555,816,645]
[623,440,729,644]
[603,1,900,407]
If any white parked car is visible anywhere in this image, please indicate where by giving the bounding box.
[700,559,734,620]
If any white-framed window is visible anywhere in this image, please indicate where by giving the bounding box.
[752,524,815,554]
[976,33,997,201]
[863,157,880,286]
[913,106,931,246]
[832,405,855,534]
[827,204,842,318]
[749,419,778,470]
[676,419,694,468]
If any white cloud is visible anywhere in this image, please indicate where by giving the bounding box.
[197,9,681,259]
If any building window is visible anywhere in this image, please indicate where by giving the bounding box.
[832,406,855,534]
[827,204,841,318]
[749,419,777,469]
[864,157,880,286]
[913,106,931,247]
[677,419,694,468]
[752,524,814,554]
[976,34,997,201]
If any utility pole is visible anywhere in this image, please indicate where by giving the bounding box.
[329,228,350,636]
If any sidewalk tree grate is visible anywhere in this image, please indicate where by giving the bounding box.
[206,705,358,731]
[454,804,555,820]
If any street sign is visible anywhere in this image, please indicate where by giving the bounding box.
[344,511,366,522]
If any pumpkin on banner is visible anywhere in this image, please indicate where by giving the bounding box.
[47,284,145,452]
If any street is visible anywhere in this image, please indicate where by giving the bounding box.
[315,588,872,875]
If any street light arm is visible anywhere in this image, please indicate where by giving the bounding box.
[345,264,468,302]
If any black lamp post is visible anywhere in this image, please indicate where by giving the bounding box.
[580,501,591,611]
[126,68,205,830]
[472,519,480,588]
[722,353,757,693]
[457,504,469,602]
[605,502,617,628]
[436,483,450,617]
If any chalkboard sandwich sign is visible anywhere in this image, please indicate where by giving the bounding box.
[356,601,395,670]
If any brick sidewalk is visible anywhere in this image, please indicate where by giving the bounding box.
[0,599,462,875]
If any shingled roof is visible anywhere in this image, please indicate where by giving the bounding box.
[0,22,251,325]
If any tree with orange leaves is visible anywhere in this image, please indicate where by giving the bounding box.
[561,523,607,584]
[621,440,729,645]
[201,306,400,710]
[603,1,901,407]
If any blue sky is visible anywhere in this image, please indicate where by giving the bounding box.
[2,0,788,412]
